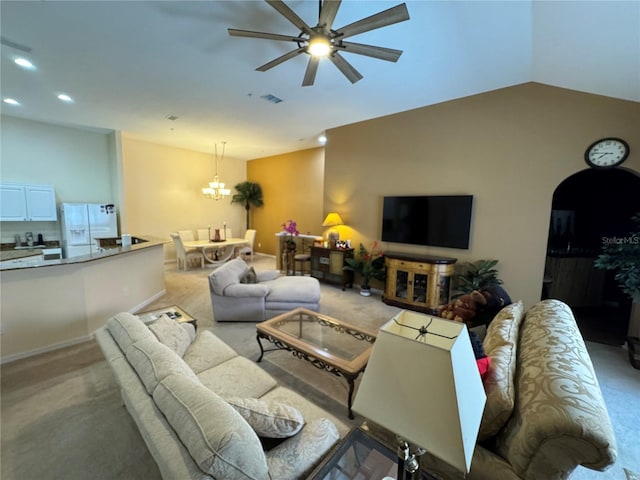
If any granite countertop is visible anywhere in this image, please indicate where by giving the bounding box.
[0,236,168,271]
[0,248,44,262]
[0,242,61,262]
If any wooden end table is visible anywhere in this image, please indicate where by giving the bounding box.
[256,307,376,419]
[136,305,198,329]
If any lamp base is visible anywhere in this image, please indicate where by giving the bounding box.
[327,230,339,248]
[397,437,426,480]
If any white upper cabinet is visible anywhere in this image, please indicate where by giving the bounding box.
[0,184,57,221]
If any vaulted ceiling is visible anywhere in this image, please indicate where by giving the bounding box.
[1,1,638,161]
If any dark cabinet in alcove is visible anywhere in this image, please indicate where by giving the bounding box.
[545,168,640,343]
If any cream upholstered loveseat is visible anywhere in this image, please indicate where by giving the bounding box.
[209,258,321,322]
[95,312,348,480]
[422,299,617,480]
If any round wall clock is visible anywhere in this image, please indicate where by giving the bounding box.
[584,137,630,169]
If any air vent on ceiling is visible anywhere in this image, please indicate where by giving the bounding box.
[260,94,283,104]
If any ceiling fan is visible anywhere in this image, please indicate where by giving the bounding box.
[228,0,410,86]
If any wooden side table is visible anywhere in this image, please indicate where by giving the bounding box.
[136,305,198,330]
[310,246,354,290]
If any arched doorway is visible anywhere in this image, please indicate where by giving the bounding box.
[543,168,640,345]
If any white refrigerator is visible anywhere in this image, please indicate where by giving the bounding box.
[60,203,118,258]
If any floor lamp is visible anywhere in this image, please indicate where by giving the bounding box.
[353,310,487,479]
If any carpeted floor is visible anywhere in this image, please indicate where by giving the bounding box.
[1,255,638,479]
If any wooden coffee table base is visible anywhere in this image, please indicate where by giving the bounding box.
[256,331,364,419]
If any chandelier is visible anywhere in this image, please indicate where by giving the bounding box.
[202,141,231,200]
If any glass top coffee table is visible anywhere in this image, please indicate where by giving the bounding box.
[256,307,377,419]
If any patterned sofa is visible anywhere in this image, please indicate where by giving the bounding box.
[423,299,617,479]
[95,312,348,480]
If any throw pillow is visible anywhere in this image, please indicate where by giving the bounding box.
[240,267,258,284]
[227,397,305,438]
[478,300,524,441]
[469,330,490,380]
[154,375,269,480]
[148,315,192,357]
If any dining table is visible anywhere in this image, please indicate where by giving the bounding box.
[183,238,248,266]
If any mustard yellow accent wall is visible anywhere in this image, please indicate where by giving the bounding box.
[121,136,247,261]
[247,148,324,256]
[323,83,640,309]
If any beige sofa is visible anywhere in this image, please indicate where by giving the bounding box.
[95,312,348,480]
[422,299,617,480]
[209,258,321,321]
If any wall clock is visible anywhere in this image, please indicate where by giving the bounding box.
[584,138,630,169]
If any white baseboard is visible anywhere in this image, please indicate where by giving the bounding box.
[0,289,167,365]
[0,334,92,365]
[127,289,167,313]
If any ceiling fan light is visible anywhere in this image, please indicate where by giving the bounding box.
[308,36,331,57]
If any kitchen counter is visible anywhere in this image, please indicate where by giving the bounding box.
[1,236,168,363]
[0,236,167,270]
[0,241,61,262]
[0,248,44,262]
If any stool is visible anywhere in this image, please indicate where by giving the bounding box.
[294,253,311,275]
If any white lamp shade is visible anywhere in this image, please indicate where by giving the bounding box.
[353,310,486,473]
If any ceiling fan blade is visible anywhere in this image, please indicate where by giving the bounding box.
[266,0,313,35]
[302,57,320,86]
[335,3,410,40]
[329,52,363,84]
[228,29,301,43]
[256,47,306,72]
[336,41,403,62]
[319,0,341,30]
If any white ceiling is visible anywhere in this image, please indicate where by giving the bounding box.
[1,1,638,161]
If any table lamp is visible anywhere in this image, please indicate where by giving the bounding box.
[353,310,486,480]
[322,212,344,247]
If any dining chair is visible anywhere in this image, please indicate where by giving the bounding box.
[178,230,195,242]
[197,229,210,241]
[236,229,256,262]
[170,233,203,270]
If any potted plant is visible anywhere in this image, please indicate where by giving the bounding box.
[594,212,640,368]
[344,242,386,296]
[231,181,264,230]
[281,219,299,252]
[453,259,503,297]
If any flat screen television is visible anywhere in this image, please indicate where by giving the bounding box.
[381,195,473,249]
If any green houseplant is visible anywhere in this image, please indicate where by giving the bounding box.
[231,181,264,230]
[344,242,386,296]
[453,259,503,297]
[594,213,640,367]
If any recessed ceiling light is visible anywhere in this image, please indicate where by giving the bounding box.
[318,134,327,144]
[3,98,20,106]
[57,94,73,102]
[14,57,35,69]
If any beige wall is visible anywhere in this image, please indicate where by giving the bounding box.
[121,136,247,261]
[323,83,640,309]
[0,115,118,243]
[247,148,324,256]
[0,245,165,363]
